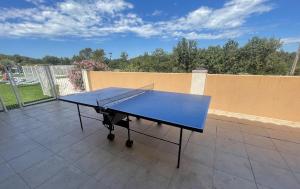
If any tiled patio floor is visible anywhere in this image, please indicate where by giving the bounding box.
[0,101,300,189]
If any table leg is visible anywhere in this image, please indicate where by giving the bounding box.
[177,128,183,168]
[77,104,83,131]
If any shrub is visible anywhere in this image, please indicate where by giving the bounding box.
[68,60,108,90]
[68,69,84,90]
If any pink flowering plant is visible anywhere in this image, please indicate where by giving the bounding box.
[68,60,108,90]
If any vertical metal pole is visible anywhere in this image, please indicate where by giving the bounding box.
[77,104,83,131]
[4,66,23,108]
[45,65,58,99]
[177,128,183,168]
[0,95,7,112]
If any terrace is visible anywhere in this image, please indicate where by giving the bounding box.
[0,70,300,189]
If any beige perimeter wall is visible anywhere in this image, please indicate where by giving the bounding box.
[88,71,300,122]
[88,71,192,93]
[204,74,300,122]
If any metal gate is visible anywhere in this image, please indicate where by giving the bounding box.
[50,65,85,96]
[0,64,85,111]
[0,95,6,112]
[0,65,56,110]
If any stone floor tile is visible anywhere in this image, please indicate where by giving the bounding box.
[268,130,300,143]
[149,159,178,180]
[206,118,222,129]
[124,165,171,189]
[213,170,257,189]
[246,144,289,170]
[0,163,15,183]
[217,127,244,142]
[74,148,115,176]
[295,172,300,184]
[184,142,215,167]
[81,131,108,147]
[37,165,90,189]
[243,134,275,150]
[68,126,101,141]
[155,150,178,167]
[99,134,128,156]
[124,141,159,168]
[281,153,300,174]
[25,126,67,145]
[78,178,111,189]
[43,134,80,153]
[8,146,53,173]
[240,124,270,137]
[215,151,254,181]
[217,121,241,131]
[216,137,247,158]
[169,161,213,189]
[0,139,41,161]
[203,120,217,136]
[272,139,300,156]
[164,127,192,142]
[189,132,216,149]
[0,175,29,189]
[0,133,29,146]
[257,184,272,189]
[156,139,188,156]
[251,160,300,189]
[58,140,98,163]
[20,156,67,188]
[131,132,161,148]
[94,157,139,189]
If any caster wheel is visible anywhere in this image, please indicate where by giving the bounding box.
[126,140,133,148]
[107,133,115,141]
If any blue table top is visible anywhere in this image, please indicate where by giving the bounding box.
[59,87,211,132]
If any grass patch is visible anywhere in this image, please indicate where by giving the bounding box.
[0,83,51,109]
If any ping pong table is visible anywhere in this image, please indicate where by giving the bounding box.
[59,85,211,168]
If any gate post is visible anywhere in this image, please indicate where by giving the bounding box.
[0,95,7,112]
[45,65,58,99]
[4,66,23,108]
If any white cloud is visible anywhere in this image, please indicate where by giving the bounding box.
[151,10,163,16]
[282,37,300,44]
[153,0,273,39]
[25,0,44,5]
[0,0,273,40]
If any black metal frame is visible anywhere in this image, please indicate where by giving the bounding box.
[76,104,184,168]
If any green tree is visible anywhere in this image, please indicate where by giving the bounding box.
[198,46,224,73]
[92,49,105,62]
[239,37,284,74]
[79,48,93,60]
[60,57,71,65]
[42,56,61,65]
[120,52,129,62]
[173,38,198,72]
[0,59,15,73]
[223,40,240,73]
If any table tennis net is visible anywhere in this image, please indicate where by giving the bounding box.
[97,83,154,108]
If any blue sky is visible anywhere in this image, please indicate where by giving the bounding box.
[0,0,299,59]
